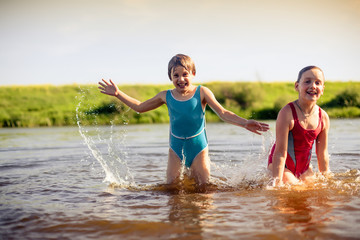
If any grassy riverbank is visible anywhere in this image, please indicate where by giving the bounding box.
[0,81,359,127]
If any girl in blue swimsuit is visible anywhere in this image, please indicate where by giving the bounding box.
[98,54,269,186]
[167,85,207,168]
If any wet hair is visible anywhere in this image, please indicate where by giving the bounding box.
[297,65,324,82]
[167,54,196,80]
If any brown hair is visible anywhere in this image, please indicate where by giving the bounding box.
[297,65,324,82]
[167,54,196,80]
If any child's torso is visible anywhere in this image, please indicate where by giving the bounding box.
[166,86,205,138]
[286,102,323,176]
[289,102,322,150]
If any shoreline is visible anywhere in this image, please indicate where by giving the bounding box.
[1,81,359,128]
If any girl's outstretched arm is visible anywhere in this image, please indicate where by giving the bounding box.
[316,109,330,175]
[98,79,166,113]
[201,86,269,135]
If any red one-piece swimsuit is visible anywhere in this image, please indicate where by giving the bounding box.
[268,102,323,178]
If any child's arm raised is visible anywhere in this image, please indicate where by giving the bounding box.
[98,79,166,113]
[316,110,330,175]
[201,86,269,135]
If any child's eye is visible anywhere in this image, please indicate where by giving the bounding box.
[174,74,179,78]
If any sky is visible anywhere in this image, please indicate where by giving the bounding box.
[0,0,360,86]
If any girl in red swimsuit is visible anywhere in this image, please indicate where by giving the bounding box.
[268,66,330,186]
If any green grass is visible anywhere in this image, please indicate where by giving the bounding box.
[0,81,359,127]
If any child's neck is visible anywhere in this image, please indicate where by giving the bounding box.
[174,85,196,96]
[295,99,317,117]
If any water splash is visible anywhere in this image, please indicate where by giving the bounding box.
[265,169,360,196]
[318,169,360,195]
[216,130,274,187]
[75,87,135,187]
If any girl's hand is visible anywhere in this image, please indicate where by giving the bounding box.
[98,79,120,96]
[267,177,283,188]
[244,120,270,135]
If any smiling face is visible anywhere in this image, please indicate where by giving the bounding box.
[170,66,195,92]
[295,68,325,102]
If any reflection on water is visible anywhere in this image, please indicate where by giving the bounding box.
[270,189,335,237]
[0,119,360,239]
[168,193,214,239]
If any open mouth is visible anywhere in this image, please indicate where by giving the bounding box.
[177,83,188,88]
[307,90,317,96]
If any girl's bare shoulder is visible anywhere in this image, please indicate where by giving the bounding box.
[152,90,168,103]
[277,103,294,130]
[278,103,293,119]
[319,107,330,130]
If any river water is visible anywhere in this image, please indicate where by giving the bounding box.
[1,119,360,239]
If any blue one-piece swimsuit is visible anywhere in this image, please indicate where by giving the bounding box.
[166,86,208,168]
